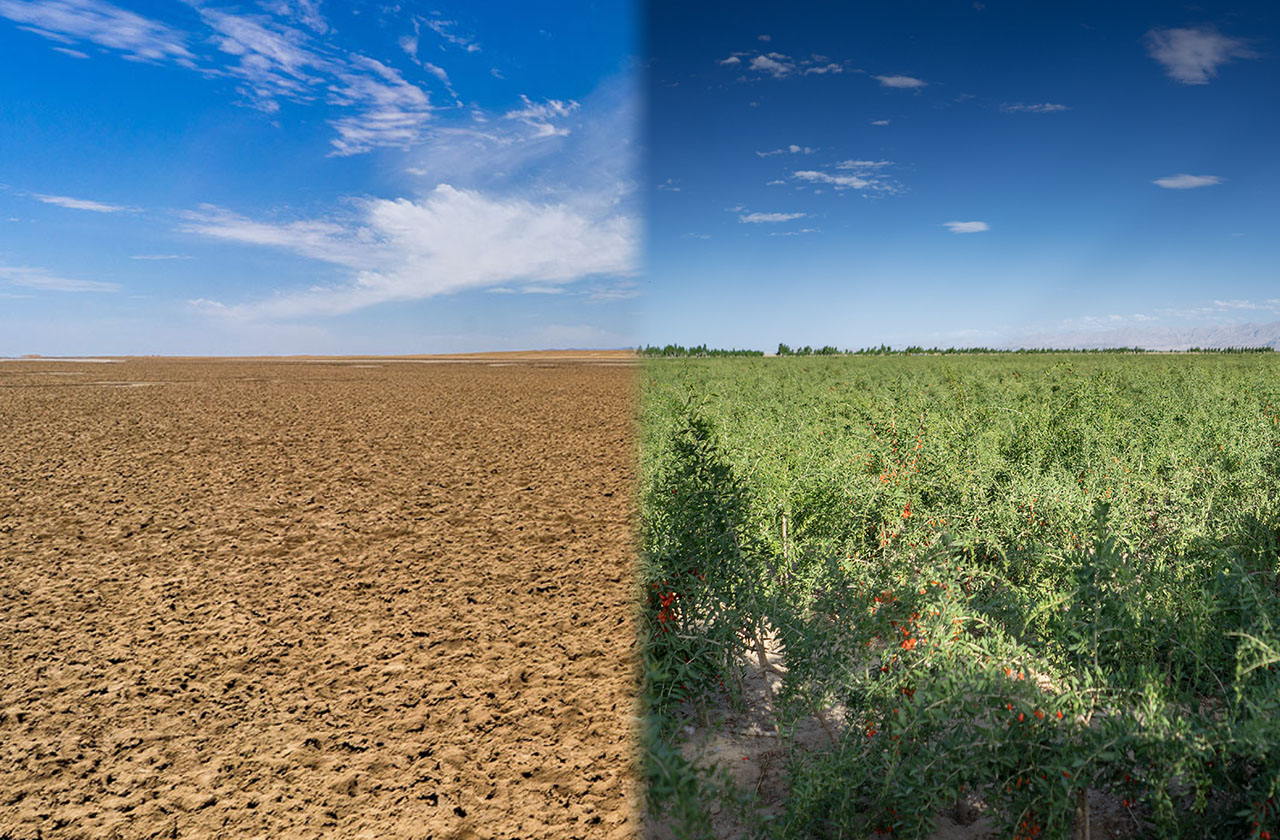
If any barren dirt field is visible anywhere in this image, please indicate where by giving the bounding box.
[0,356,638,839]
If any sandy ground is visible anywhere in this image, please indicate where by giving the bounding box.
[650,630,1138,840]
[0,357,639,839]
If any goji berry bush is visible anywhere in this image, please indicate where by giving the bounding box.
[639,354,1280,839]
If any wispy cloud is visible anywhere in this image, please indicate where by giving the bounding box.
[31,193,133,212]
[181,185,635,319]
[423,16,480,53]
[874,74,926,89]
[0,0,194,63]
[0,264,120,292]
[1144,26,1255,85]
[1,0,439,155]
[757,144,815,157]
[739,211,807,223]
[504,95,579,138]
[804,62,842,75]
[327,54,434,155]
[1153,173,1222,189]
[790,159,899,193]
[1000,102,1068,113]
[263,0,327,35]
[943,220,989,233]
[870,119,891,126]
[721,49,853,80]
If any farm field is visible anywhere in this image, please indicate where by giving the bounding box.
[639,354,1280,839]
[0,355,638,840]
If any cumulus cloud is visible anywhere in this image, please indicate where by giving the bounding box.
[739,211,807,223]
[0,264,120,292]
[750,53,795,78]
[1144,26,1255,85]
[1153,173,1222,189]
[31,193,133,212]
[943,220,989,233]
[181,185,636,319]
[875,74,926,89]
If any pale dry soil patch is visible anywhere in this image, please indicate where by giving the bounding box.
[1,358,639,840]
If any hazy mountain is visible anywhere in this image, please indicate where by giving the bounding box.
[1010,321,1280,351]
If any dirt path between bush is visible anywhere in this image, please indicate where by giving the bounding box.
[0,357,638,839]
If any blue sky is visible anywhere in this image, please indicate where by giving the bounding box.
[0,0,637,355]
[643,1,1280,350]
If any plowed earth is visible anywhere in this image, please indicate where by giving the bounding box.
[0,357,638,839]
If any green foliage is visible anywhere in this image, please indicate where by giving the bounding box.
[639,355,1280,839]
[639,344,765,357]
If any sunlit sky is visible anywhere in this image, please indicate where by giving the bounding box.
[643,1,1279,350]
[2,2,1277,355]
[0,0,636,355]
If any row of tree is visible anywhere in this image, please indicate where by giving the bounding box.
[638,343,1275,357]
[637,344,765,357]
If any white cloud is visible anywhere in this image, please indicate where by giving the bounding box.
[181,185,636,319]
[871,119,890,126]
[263,0,327,34]
[1153,173,1222,189]
[750,53,795,78]
[199,7,321,108]
[1000,102,1069,113]
[423,17,480,53]
[739,211,807,223]
[0,0,194,63]
[1144,26,1255,85]
[327,54,434,155]
[757,144,815,157]
[131,254,190,260]
[31,193,133,212]
[943,220,989,233]
[791,160,899,193]
[794,170,870,189]
[656,178,680,191]
[0,264,120,292]
[875,74,926,89]
[2,0,438,155]
[757,34,771,42]
[728,49,853,80]
[504,94,579,138]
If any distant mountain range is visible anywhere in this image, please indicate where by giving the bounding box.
[1010,321,1280,351]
